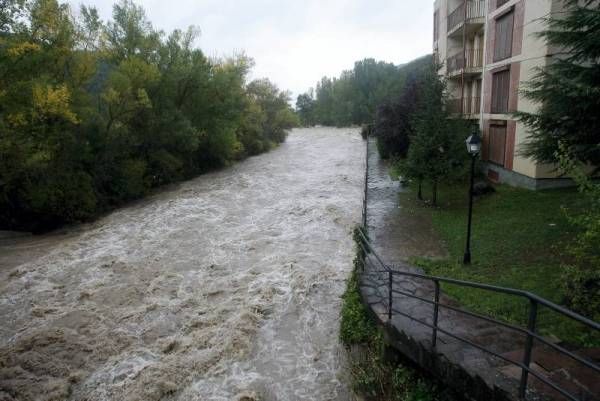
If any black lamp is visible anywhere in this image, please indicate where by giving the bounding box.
[463,129,481,264]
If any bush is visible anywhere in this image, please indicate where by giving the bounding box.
[557,147,600,322]
[340,255,376,345]
[562,265,600,321]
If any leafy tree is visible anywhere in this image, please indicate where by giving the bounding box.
[517,0,600,167]
[247,78,298,144]
[374,76,422,159]
[302,55,432,128]
[105,0,161,62]
[401,64,470,206]
[0,0,297,232]
[0,0,25,32]
[296,91,315,126]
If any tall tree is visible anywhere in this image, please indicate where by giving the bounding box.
[0,0,25,32]
[296,91,315,127]
[517,0,600,167]
[401,63,470,205]
[302,55,432,128]
[0,0,298,232]
[374,76,422,159]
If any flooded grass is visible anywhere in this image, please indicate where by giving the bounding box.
[400,183,599,346]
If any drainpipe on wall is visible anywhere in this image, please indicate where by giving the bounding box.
[460,0,467,115]
[479,0,488,131]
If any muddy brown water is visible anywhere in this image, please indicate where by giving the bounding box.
[0,128,364,401]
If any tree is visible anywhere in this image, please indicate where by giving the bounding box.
[0,0,297,232]
[0,0,25,33]
[247,78,299,144]
[305,55,432,128]
[105,0,161,62]
[374,76,422,159]
[517,0,600,168]
[296,92,315,126]
[401,63,470,206]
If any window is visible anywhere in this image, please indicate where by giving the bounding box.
[494,10,514,61]
[489,123,507,166]
[491,69,510,113]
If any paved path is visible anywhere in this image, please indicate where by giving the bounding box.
[359,138,599,401]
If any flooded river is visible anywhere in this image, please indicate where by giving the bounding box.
[0,128,364,401]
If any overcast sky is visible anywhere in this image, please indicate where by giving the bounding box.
[70,0,433,101]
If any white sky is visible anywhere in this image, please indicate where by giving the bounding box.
[70,0,434,101]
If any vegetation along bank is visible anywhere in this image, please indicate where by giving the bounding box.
[0,0,299,232]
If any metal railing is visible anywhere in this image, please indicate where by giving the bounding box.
[359,140,600,401]
[362,131,369,228]
[447,48,484,74]
[448,1,486,32]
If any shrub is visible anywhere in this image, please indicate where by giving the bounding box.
[557,146,600,322]
[340,255,376,345]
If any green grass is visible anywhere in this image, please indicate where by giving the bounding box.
[389,162,402,181]
[401,183,599,346]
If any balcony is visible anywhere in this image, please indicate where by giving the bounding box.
[447,1,486,37]
[447,96,481,117]
[446,48,484,78]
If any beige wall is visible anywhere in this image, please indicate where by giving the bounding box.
[434,0,565,181]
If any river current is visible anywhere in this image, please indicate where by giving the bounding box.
[0,128,364,401]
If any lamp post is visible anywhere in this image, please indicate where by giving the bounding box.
[463,130,482,265]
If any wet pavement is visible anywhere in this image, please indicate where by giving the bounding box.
[359,138,599,401]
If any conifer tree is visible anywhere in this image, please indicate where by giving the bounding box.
[517,0,600,167]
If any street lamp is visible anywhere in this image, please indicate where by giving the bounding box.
[463,130,482,265]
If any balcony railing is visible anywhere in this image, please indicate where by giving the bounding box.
[447,48,484,74]
[447,1,486,32]
[447,96,481,115]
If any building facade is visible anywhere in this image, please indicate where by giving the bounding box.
[433,0,568,189]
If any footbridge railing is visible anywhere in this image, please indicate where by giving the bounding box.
[359,138,599,401]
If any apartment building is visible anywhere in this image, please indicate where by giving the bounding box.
[433,0,567,189]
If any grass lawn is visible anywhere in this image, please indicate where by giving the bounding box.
[399,182,599,346]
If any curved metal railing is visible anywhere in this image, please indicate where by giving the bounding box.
[359,137,599,401]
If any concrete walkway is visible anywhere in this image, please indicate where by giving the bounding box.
[359,138,599,401]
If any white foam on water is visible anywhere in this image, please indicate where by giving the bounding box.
[0,128,363,401]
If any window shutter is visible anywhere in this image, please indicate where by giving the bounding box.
[491,70,510,113]
[494,10,514,61]
[489,124,507,166]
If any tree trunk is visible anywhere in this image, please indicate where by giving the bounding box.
[417,180,423,201]
[432,181,438,207]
